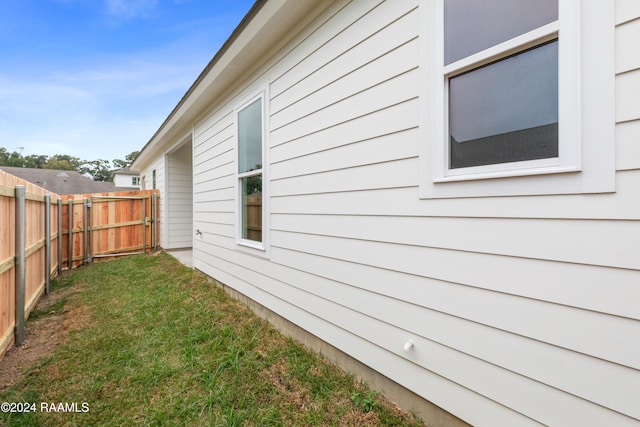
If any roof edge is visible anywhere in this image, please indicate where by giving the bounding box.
[132,0,268,170]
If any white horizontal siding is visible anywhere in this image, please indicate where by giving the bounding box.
[616,17,640,73]
[271,170,640,220]
[166,142,193,249]
[616,69,640,123]
[271,10,418,125]
[269,246,639,415]
[270,0,411,99]
[271,97,419,164]
[271,231,640,370]
[616,0,640,25]
[193,91,238,253]
[271,214,640,270]
[271,68,417,146]
[187,1,640,426]
[272,157,416,196]
[615,10,640,174]
[617,121,640,171]
[271,126,417,181]
[266,246,640,423]
[194,150,234,182]
[140,157,165,247]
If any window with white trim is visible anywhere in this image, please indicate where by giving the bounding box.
[237,95,265,246]
[420,0,615,198]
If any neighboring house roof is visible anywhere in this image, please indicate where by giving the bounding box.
[111,167,139,176]
[0,166,121,195]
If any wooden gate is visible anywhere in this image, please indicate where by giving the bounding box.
[87,194,157,262]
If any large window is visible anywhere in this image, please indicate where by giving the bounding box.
[237,96,264,245]
[420,0,615,198]
[439,0,572,178]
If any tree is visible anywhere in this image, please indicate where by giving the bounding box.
[0,147,141,183]
[81,159,112,182]
[23,154,49,169]
[112,150,140,169]
[43,155,83,171]
[0,147,26,167]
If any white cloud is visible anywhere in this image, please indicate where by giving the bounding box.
[0,49,201,161]
[0,1,250,162]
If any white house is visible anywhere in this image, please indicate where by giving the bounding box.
[131,1,640,425]
[111,167,141,189]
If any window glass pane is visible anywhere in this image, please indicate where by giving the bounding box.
[445,0,557,65]
[241,174,262,242]
[238,98,262,174]
[449,41,558,169]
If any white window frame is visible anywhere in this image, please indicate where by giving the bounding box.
[235,89,269,254]
[419,0,615,198]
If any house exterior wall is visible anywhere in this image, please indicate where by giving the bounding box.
[140,156,166,249]
[166,142,193,249]
[113,173,140,188]
[164,0,639,425]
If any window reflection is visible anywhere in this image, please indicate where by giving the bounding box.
[238,99,263,174]
[241,173,262,242]
[449,41,558,169]
[444,0,557,65]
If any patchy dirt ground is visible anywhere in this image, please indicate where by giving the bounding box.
[0,282,87,391]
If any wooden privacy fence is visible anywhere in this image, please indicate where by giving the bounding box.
[0,169,160,358]
[244,193,262,242]
[63,192,160,268]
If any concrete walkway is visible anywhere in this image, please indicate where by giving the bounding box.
[166,249,193,268]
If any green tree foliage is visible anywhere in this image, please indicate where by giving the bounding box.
[23,154,49,168]
[43,154,83,171]
[81,159,112,182]
[0,147,27,167]
[112,150,139,169]
[0,147,141,183]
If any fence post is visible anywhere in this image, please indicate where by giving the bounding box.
[142,197,146,252]
[153,192,158,251]
[14,185,25,346]
[57,198,62,275]
[89,197,93,264]
[68,199,73,270]
[45,195,51,294]
[83,198,88,264]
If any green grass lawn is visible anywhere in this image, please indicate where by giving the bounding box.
[0,253,424,426]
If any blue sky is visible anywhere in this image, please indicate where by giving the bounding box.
[0,0,255,163]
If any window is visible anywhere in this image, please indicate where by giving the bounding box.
[132,176,140,186]
[420,0,615,198]
[237,94,266,247]
[439,0,573,178]
[449,40,559,169]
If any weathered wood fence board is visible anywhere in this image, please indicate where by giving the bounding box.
[245,193,262,242]
[0,169,160,359]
